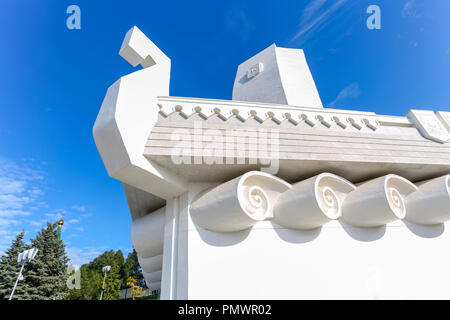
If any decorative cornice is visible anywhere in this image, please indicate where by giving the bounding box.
[157,96,381,131]
[189,171,450,232]
[132,171,450,289]
[157,97,450,142]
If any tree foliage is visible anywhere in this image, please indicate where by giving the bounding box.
[0,231,29,300]
[66,249,132,300]
[124,249,143,285]
[23,222,70,300]
[126,276,143,300]
[0,223,69,300]
[0,227,147,300]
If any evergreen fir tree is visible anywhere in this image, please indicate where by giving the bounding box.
[23,222,69,300]
[0,231,29,300]
[102,262,122,300]
[114,250,125,286]
[124,249,143,285]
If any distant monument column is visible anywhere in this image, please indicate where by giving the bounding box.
[57,213,64,240]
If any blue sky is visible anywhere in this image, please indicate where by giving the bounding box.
[0,0,449,265]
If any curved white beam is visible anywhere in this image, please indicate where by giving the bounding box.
[190,171,291,232]
[405,175,450,225]
[93,26,187,200]
[341,174,417,227]
[131,207,165,258]
[146,281,161,291]
[143,270,162,283]
[138,254,163,274]
[273,173,355,229]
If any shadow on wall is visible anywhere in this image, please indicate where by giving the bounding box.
[193,220,322,246]
[402,220,444,238]
[339,221,386,242]
[192,218,445,247]
[271,221,321,244]
[194,223,252,247]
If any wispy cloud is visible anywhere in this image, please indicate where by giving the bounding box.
[66,246,109,266]
[328,83,361,108]
[289,0,350,45]
[71,205,86,212]
[0,157,46,253]
[0,156,101,267]
[401,0,421,19]
[225,7,255,44]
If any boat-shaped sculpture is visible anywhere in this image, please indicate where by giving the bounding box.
[94,26,450,299]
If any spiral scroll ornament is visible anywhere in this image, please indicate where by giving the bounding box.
[387,187,406,218]
[241,185,269,218]
[318,186,340,218]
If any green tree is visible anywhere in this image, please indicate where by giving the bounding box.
[126,276,143,300]
[102,263,121,300]
[66,249,123,300]
[124,249,143,285]
[66,265,102,300]
[23,222,69,300]
[0,231,29,300]
[114,250,125,285]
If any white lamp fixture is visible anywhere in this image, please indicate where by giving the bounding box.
[100,265,111,300]
[9,247,38,300]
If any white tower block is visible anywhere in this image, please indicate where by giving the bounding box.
[232,44,323,108]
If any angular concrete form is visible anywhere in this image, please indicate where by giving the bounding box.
[93,26,450,299]
[232,44,324,108]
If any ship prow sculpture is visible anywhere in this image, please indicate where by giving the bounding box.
[94,26,450,299]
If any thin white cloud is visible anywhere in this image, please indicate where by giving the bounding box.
[0,194,31,210]
[328,83,361,108]
[301,0,328,22]
[0,178,26,194]
[66,246,110,266]
[0,157,93,260]
[0,209,30,218]
[290,0,350,44]
[71,205,86,212]
[0,157,47,255]
[0,228,23,254]
[225,7,255,44]
[44,212,62,221]
[0,218,21,227]
[27,219,48,227]
[401,0,421,18]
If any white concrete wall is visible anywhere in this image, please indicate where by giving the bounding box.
[161,184,450,300]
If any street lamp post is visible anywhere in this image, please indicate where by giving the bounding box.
[100,265,111,300]
[9,247,38,300]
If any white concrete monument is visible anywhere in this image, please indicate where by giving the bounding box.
[94,26,450,299]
